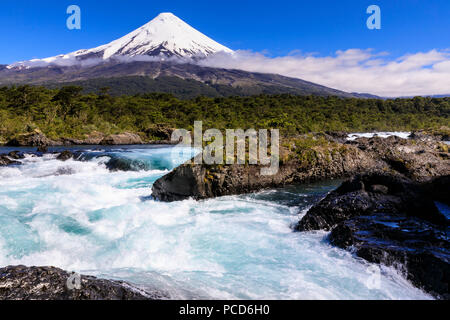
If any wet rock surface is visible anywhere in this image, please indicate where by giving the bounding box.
[329,214,449,299]
[296,174,448,231]
[347,135,449,181]
[0,265,167,300]
[409,126,450,143]
[104,156,150,172]
[7,151,25,160]
[0,154,21,166]
[296,173,450,299]
[56,150,74,161]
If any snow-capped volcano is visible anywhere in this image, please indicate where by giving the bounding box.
[0,13,369,98]
[84,12,233,59]
[8,12,233,69]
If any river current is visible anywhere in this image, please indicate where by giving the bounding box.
[0,145,431,299]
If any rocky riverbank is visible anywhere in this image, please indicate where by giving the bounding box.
[0,265,166,300]
[295,173,449,299]
[0,153,22,166]
[152,134,450,201]
[2,124,178,147]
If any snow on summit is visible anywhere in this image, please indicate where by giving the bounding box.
[89,12,233,59]
[8,12,233,69]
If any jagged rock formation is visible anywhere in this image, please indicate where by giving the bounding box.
[152,135,450,201]
[295,174,450,299]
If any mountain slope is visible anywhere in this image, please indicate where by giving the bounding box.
[1,13,371,98]
[47,75,353,99]
[0,61,362,98]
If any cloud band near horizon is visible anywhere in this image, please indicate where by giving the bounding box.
[200,48,450,97]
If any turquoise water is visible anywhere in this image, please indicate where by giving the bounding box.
[0,146,432,299]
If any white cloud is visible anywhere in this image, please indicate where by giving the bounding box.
[200,49,450,97]
[8,47,450,97]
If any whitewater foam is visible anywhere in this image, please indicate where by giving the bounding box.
[0,146,432,299]
[347,132,411,141]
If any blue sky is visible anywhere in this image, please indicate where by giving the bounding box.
[1,0,449,64]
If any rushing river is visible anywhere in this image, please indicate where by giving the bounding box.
[0,145,432,299]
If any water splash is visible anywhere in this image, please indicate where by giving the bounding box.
[0,146,432,299]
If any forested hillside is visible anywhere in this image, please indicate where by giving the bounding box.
[0,85,448,142]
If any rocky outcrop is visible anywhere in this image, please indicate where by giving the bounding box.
[37,145,48,153]
[6,129,59,147]
[347,136,449,181]
[0,151,26,166]
[152,136,450,202]
[3,130,149,147]
[57,150,74,161]
[145,124,176,142]
[329,214,449,300]
[295,174,447,231]
[409,126,450,142]
[152,143,377,201]
[296,174,449,299]
[5,151,24,160]
[61,131,105,145]
[0,265,166,300]
[100,132,144,145]
[0,154,21,166]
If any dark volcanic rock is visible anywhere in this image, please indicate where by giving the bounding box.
[409,127,450,142]
[0,265,166,300]
[296,173,450,299]
[105,157,149,172]
[329,215,449,299]
[7,151,24,160]
[6,130,59,147]
[295,174,446,231]
[324,131,349,143]
[0,154,21,166]
[100,132,143,145]
[152,135,449,202]
[57,150,74,161]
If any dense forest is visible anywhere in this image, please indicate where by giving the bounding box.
[46,76,319,99]
[0,85,449,142]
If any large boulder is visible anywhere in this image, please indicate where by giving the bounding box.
[152,135,450,202]
[329,214,449,300]
[152,139,377,202]
[145,124,176,141]
[57,150,74,161]
[100,132,143,145]
[7,151,24,160]
[0,154,21,166]
[347,136,449,181]
[409,126,450,142]
[295,174,447,231]
[296,173,450,299]
[0,265,166,300]
[62,131,105,145]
